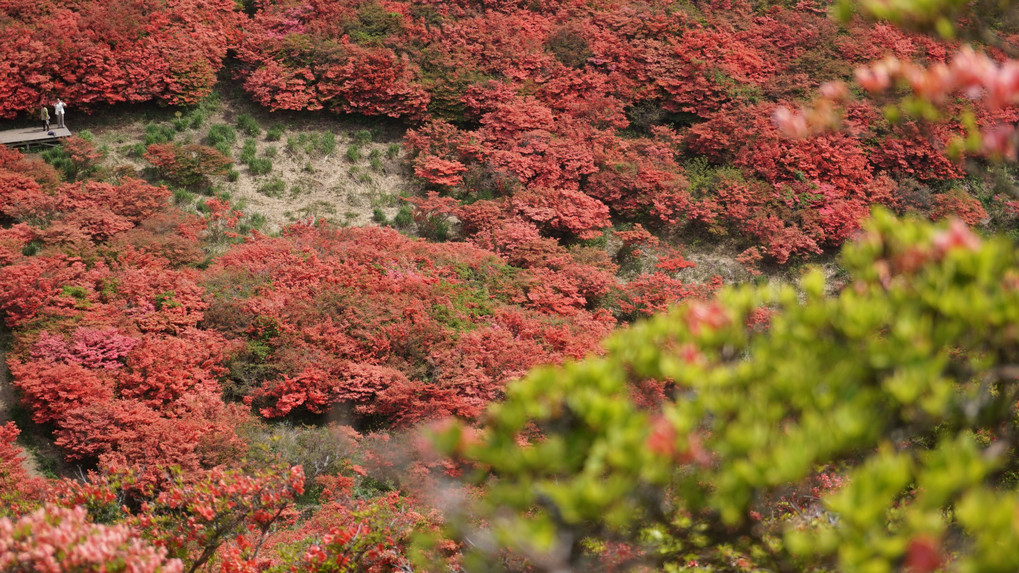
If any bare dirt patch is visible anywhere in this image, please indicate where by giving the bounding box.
[79,89,419,234]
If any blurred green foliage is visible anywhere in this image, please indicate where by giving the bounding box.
[438,210,1019,571]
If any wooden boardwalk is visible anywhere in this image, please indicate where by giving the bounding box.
[0,125,72,150]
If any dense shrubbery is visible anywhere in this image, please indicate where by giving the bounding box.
[4,0,1019,570]
[0,138,633,570]
[0,0,240,116]
[231,0,1013,263]
[1,0,1008,261]
[204,223,615,425]
[145,143,234,189]
[439,211,1019,571]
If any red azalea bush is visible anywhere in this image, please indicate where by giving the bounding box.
[144,143,233,189]
[0,0,1014,570]
[688,101,898,261]
[0,505,183,572]
[0,423,44,517]
[0,0,241,117]
[203,223,615,425]
[0,151,249,484]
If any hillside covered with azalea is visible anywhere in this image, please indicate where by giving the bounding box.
[3,0,1019,570]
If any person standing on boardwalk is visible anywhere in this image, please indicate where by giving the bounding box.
[41,105,50,131]
[53,99,65,128]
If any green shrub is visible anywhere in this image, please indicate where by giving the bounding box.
[172,112,189,132]
[144,142,233,189]
[437,210,1019,572]
[189,110,207,130]
[319,132,336,155]
[40,147,70,174]
[352,129,373,146]
[144,123,175,146]
[172,188,196,205]
[345,1,404,45]
[392,203,413,227]
[266,124,285,142]
[247,157,273,176]
[346,145,362,163]
[240,138,257,164]
[236,113,261,137]
[257,177,286,198]
[207,124,237,149]
[21,240,41,256]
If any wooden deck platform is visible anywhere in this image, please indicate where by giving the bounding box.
[0,125,72,150]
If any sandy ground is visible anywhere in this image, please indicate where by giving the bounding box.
[78,91,417,234]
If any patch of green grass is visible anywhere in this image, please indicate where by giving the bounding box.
[319,132,336,155]
[236,114,261,137]
[297,201,337,219]
[236,212,268,236]
[227,168,240,182]
[372,208,387,224]
[346,145,362,163]
[258,177,286,198]
[173,188,196,205]
[266,124,285,142]
[189,110,207,130]
[240,138,257,164]
[369,192,397,210]
[172,112,189,132]
[248,157,273,176]
[352,129,373,146]
[207,124,237,149]
[248,213,267,229]
[386,143,401,159]
[392,203,413,228]
[144,123,175,146]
